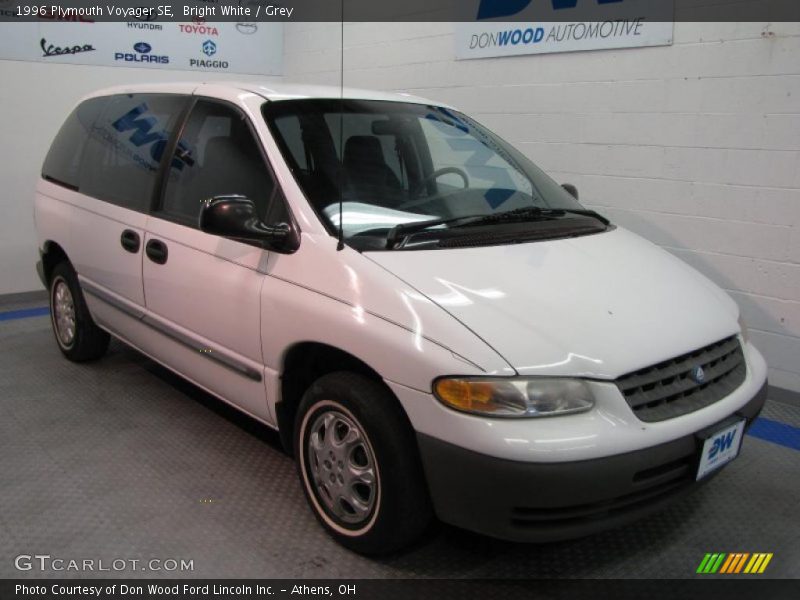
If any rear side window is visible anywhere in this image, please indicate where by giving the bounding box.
[42,97,108,190]
[79,94,186,212]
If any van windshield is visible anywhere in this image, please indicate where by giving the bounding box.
[262,99,606,250]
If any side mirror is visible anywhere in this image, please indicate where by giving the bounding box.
[561,183,579,200]
[199,195,298,253]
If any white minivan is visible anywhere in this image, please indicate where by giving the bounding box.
[35,82,768,554]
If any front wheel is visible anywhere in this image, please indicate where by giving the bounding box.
[294,372,432,555]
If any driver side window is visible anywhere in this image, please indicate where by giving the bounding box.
[161,100,276,226]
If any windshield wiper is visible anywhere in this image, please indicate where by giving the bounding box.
[385,214,485,249]
[450,206,609,228]
[385,206,608,249]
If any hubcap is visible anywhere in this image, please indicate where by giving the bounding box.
[52,278,76,348]
[307,410,377,525]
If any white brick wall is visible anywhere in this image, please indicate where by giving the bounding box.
[284,21,800,392]
[0,22,796,394]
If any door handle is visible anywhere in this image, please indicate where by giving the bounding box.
[120,229,140,253]
[145,239,168,265]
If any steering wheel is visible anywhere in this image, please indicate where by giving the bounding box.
[410,167,469,199]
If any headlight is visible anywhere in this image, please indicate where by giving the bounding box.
[433,377,595,418]
[738,313,750,344]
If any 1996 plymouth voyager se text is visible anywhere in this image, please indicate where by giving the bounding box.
[34,83,768,554]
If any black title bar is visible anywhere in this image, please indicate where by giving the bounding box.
[0,0,799,22]
[3,579,800,600]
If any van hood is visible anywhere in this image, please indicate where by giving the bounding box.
[365,227,739,379]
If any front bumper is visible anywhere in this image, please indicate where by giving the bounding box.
[417,381,767,543]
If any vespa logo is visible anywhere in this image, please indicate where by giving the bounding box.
[202,39,217,57]
[477,0,623,20]
[707,430,737,461]
[40,38,95,57]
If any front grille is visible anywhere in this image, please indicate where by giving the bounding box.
[616,336,746,423]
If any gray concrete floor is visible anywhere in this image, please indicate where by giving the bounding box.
[1,307,798,579]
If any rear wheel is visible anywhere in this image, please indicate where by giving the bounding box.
[49,262,109,362]
[294,372,432,555]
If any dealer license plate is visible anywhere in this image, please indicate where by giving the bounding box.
[696,419,746,480]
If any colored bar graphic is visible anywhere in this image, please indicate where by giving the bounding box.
[697,554,712,573]
[698,552,772,575]
[758,554,773,573]
[725,553,736,574]
[710,553,726,573]
[719,554,736,574]
[730,552,750,573]
[745,554,760,573]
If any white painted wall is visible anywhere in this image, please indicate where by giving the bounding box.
[1,21,798,393]
[0,58,277,297]
[284,22,800,392]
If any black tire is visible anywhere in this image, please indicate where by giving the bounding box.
[49,261,110,362]
[294,372,432,555]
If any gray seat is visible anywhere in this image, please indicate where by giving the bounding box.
[181,135,271,219]
[343,136,401,193]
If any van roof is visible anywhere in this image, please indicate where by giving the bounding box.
[80,81,444,107]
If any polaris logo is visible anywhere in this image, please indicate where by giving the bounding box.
[114,43,169,64]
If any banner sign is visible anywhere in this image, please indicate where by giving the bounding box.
[456,0,673,60]
[0,3,282,75]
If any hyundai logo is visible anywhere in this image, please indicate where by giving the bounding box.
[690,366,706,384]
[202,40,217,57]
[133,42,152,54]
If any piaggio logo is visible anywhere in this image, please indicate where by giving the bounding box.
[477,0,623,19]
[191,38,228,70]
[696,553,773,575]
[202,40,217,57]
